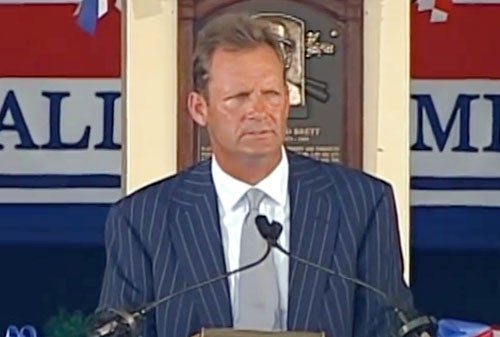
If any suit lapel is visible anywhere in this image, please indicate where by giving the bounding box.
[287,154,341,331]
[170,161,233,328]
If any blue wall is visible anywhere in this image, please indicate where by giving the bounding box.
[0,245,105,333]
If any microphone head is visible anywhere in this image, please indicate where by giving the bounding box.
[255,215,272,239]
[89,307,141,337]
[269,221,283,241]
[255,215,282,244]
[396,308,438,337]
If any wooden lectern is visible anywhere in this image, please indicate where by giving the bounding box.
[193,329,325,337]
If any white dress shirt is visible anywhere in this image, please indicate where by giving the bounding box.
[211,147,290,329]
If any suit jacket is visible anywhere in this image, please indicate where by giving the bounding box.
[98,152,413,337]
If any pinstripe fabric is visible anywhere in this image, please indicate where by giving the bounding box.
[98,152,413,337]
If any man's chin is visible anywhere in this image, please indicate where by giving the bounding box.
[240,144,282,159]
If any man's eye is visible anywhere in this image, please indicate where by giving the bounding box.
[229,93,249,100]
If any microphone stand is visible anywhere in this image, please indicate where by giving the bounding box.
[255,215,437,337]
[89,245,273,337]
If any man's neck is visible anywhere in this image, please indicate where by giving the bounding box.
[214,150,283,185]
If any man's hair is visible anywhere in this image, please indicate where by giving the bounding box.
[192,13,286,96]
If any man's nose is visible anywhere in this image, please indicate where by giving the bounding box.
[248,93,267,117]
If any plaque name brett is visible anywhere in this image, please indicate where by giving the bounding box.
[286,127,340,163]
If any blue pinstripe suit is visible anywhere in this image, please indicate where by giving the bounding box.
[98,152,413,337]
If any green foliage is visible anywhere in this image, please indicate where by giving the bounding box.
[43,308,92,337]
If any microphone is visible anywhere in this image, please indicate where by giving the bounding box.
[89,239,276,337]
[254,215,437,337]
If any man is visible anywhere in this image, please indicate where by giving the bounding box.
[98,13,413,337]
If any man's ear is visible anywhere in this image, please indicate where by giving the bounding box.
[187,91,208,127]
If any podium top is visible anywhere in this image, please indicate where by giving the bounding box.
[194,328,325,337]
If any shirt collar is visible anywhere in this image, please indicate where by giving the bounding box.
[211,147,289,212]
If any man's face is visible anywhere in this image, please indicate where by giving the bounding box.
[189,44,289,163]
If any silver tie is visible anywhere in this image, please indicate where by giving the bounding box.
[235,188,281,330]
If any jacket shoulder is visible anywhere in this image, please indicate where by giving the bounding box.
[112,161,208,211]
[290,152,392,195]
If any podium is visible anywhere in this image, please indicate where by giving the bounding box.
[193,329,325,337]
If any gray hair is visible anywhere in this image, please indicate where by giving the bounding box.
[192,13,286,96]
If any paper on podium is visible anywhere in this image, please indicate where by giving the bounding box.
[192,328,325,337]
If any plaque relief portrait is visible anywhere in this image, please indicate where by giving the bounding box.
[252,13,336,120]
[253,13,306,107]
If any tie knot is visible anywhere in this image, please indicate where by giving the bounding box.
[246,188,266,211]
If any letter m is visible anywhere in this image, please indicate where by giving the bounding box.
[411,94,480,152]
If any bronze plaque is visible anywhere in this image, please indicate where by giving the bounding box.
[177,0,362,170]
